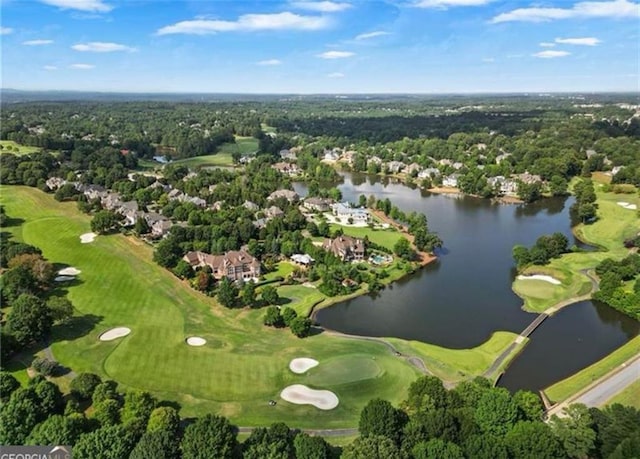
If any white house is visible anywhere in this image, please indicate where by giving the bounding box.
[332,202,370,223]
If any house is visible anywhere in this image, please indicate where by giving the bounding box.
[101,192,123,211]
[341,150,357,165]
[168,189,185,201]
[279,149,297,160]
[46,177,66,190]
[322,149,340,162]
[331,202,370,223]
[303,197,333,212]
[322,236,365,261]
[500,179,518,195]
[514,172,542,185]
[268,189,299,202]
[264,206,284,219]
[404,163,423,176]
[442,174,460,188]
[187,196,207,207]
[291,254,314,266]
[452,162,464,170]
[496,153,512,164]
[253,218,268,229]
[144,213,173,238]
[80,184,107,201]
[243,200,260,211]
[211,201,224,211]
[367,156,383,166]
[272,162,301,177]
[418,168,441,179]
[182,250,261,282]
[385,161,405,174]
[611,166,625,176]
[585,149,598,159]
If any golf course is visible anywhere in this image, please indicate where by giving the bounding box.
[0,185,518,428]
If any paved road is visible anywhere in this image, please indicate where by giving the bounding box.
[238,426,358,437]
[572,358,640,407]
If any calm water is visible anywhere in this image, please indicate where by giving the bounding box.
[298,173,639,392]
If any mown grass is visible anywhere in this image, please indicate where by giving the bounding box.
[329,224,403,252]
[0,140,42,155]
[171,137,259,169]
[277,284,325,317]
[543,335,640,404]
[606,379,640,408]
[387,332,519,382]
[514,188,640,313]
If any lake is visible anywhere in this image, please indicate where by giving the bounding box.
[295,172,639,393]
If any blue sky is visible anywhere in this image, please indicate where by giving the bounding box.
[1,0,638,93]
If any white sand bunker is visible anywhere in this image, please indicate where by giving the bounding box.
[280,384,339,410]
[186,337,206,346]
[617,202,637,210]
[517,274,561,285]
[80,232,97,244]
[99,327,131,341]
[58,267,81,276]
[54,276,75,282]
[289,358,319,374]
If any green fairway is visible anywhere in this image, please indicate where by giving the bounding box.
[306,355,383,386]
[514,188,640,313]
[277,284,325,317]
[543,335,640,404]
[0,140,42,155]
[171,137,259,169]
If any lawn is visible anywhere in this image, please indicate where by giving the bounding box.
[329,224,403,252]
[387,331,519,383]
[513,188,640,313]
[543,335,640,404]
[171,137,259,169]
[0,140,42,155]
[277,284,325,317]
[606,379,640,408]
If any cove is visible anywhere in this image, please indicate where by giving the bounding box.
[297,172,638,392]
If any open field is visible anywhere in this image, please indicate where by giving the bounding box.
[329,224,404,252]
[606,379,640,408]
[543,335,640,404]
[171,137,259,169]
[514,188,640,314]
[0,140,42,155]
[387,332,519,382]
[0,185,518,428]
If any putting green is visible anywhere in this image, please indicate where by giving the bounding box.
[306,355,383,386]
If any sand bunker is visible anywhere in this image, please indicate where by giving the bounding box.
[80,232,97,244]
[289,358,319,374]
[54,276,75,282]
[99,327,131,341]
[517,274,561,285]
[280,384,339,410]
[186,337,207,346]
[58,267,81,276]
[617,202,637,210]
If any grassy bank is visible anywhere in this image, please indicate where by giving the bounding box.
[543,335,640,404]
[606,379,640,408]
[0,185,511,428]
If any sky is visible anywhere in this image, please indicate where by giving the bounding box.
[1,0,639,93]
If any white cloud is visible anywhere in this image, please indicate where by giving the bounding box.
[482,57,495,62]
[355,31,390,40]
[257,59,282,66]
[43,65,58,70]
[69,63,95,69]
[72,42,135,52]
[413,0,493,8]
[539,42,556,47]
[555,37,601,45]
[492,0,640,23]
[328,72,345,78]
[533,50,571,58]
[1,27,13,35]
[290,1,352,12]
[23,39,54,46]
[40,0,112,12]
[157,12,331,35]
[317,50,355,59]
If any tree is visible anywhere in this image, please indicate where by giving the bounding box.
[94,399,121,427]
[1,265,37,302]
[91,210,120,234]
[261,285,279,305]
[404,375,449,415]
[0,388,41,445]
[134,216,150,236]
[293,432,330,459]
[241,281,258,308]
[263,306,283,327]
[393,237,414,260]
[474,387,520,436]
[0,372,20,402]
[289,317,312,338]
[26,414,86,446]
[147,406,180,434]
[181,414,238,459]
[512,245,531,269]
[74,425,139,459]
[7,294,53,346]
[174,259,194,280]
[47,296,74,323]
[121,390,157,427]
[342,435,401,459]
[549,404,596,459]
[281,307,297,326]
[359,398,406,445]
[33,380,64,416]
[130,430,181,459]
[243,423,294,459]
[463,434,509,459]
[505,421,565,459]
[92,380,119,405]
[513,390,543,421]
[31,357,58,376]
[70,372,102,400]
[217,277,238,308]
[412,439,464,459]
